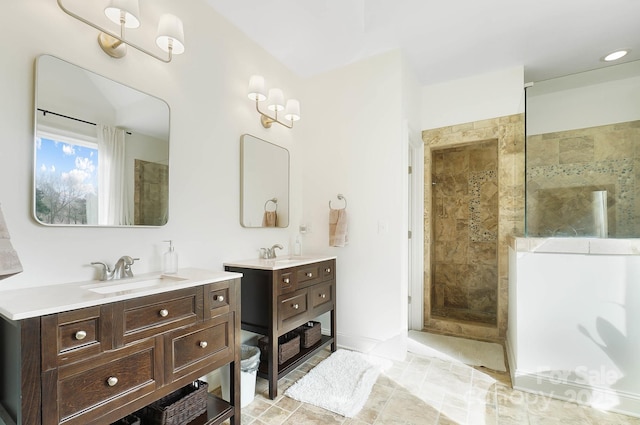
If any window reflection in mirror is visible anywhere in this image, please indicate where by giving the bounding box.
[33,55,170,226]
[240,134,290,228]
[525,60,640,237]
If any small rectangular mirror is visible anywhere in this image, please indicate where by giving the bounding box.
[34,55,170,226]
[240,134,290,228]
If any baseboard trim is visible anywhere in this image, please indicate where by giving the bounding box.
[329,331,407,360]
[511,368,640,418]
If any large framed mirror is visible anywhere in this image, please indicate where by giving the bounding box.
[33,55,170,226]
[240,134,289,228]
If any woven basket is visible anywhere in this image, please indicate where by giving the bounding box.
[297,321,322,348]
[141,380,208,425]
[259,332,300,365]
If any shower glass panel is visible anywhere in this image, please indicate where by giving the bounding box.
[525,60,640,238]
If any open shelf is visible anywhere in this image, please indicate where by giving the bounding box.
[257,335,334,380]
[186,394,235,425]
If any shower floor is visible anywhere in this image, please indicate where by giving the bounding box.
[431,307,496,326]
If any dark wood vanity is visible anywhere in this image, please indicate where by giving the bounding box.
[0,273,241,425]
[225,257,336,399]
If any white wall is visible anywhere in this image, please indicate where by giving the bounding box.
[0,0,417,363]
[508,242,640,417]
[298,50,409,358]
[527,60,640,135]
[0,0,301,288]
[421,66,525,129]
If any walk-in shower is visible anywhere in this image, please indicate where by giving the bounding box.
[430,141,499,326]
[422,115,524,340]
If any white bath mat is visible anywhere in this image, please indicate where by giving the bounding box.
[408,330,506,372]
[285,349,386,417]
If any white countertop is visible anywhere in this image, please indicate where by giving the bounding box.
[224,255,336,271]
[0,268,242,321]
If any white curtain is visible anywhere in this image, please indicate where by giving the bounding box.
[97,125,131,225]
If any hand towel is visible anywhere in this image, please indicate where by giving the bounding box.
[0,204,23,280]
[329,208,348,247]
[262,211,277,227]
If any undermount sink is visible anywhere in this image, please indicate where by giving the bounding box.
[83,274,187,294]
[273,256,309,263]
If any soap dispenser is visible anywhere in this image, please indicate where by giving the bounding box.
[294,234,302,256]
[163,240,178,274]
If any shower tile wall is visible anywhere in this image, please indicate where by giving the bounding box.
[527,120,640,237]
[432,141,498,325]
[422,114,525,340]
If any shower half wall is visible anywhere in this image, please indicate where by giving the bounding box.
[422,115,525,340]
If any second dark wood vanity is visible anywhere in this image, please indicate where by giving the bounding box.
[224,256,336,399]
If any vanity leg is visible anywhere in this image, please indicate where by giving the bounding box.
[330,306,337,352]
[268,334,278,399]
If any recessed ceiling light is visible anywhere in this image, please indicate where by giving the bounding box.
[603,50,629,62]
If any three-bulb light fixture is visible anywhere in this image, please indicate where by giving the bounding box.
[57,0,185,63]
[248,75,301,129]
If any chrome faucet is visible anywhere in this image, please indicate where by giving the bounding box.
[91,256,139,281]
[261,244,284,259]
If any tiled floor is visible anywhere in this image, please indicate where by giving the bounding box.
[219,346,640,425]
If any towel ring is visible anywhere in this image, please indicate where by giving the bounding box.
[264,198,278,212]
[329,194,347,209]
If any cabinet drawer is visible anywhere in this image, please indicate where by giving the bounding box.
[119,288,201,345]
[166,313,234,381]
[278,289,308,330]
[51,339,159,425]
[296,264,322,288]
[310,282,333,312]
[321,260,335,281]
[41,305,113,369]
[276,270,295,294]
[205,279,236,319]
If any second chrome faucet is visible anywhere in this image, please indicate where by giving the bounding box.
[261,244,283,259]
[91,255,139,281]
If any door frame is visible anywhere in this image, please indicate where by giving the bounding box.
[406,123,424,330]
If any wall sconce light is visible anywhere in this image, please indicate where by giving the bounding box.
[57,0,185,63]
[248,75,301,129]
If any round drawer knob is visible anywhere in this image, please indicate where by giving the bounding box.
[283,278,290,284]
[107,376,118,387]
[159,309,169,317]
[320,294,326,299]
[75,330,87,340]
[215,295,225,302]
[199,341,208,348]
[306,272,313,277]
[325,268,331,273]
[293,303,299,310]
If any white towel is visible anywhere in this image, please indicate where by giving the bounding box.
[0,204,23,280]
[329,208,348,247]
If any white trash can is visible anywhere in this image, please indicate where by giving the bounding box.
[221,345,261,407]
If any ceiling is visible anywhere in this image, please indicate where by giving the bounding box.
[204,0,640,85]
